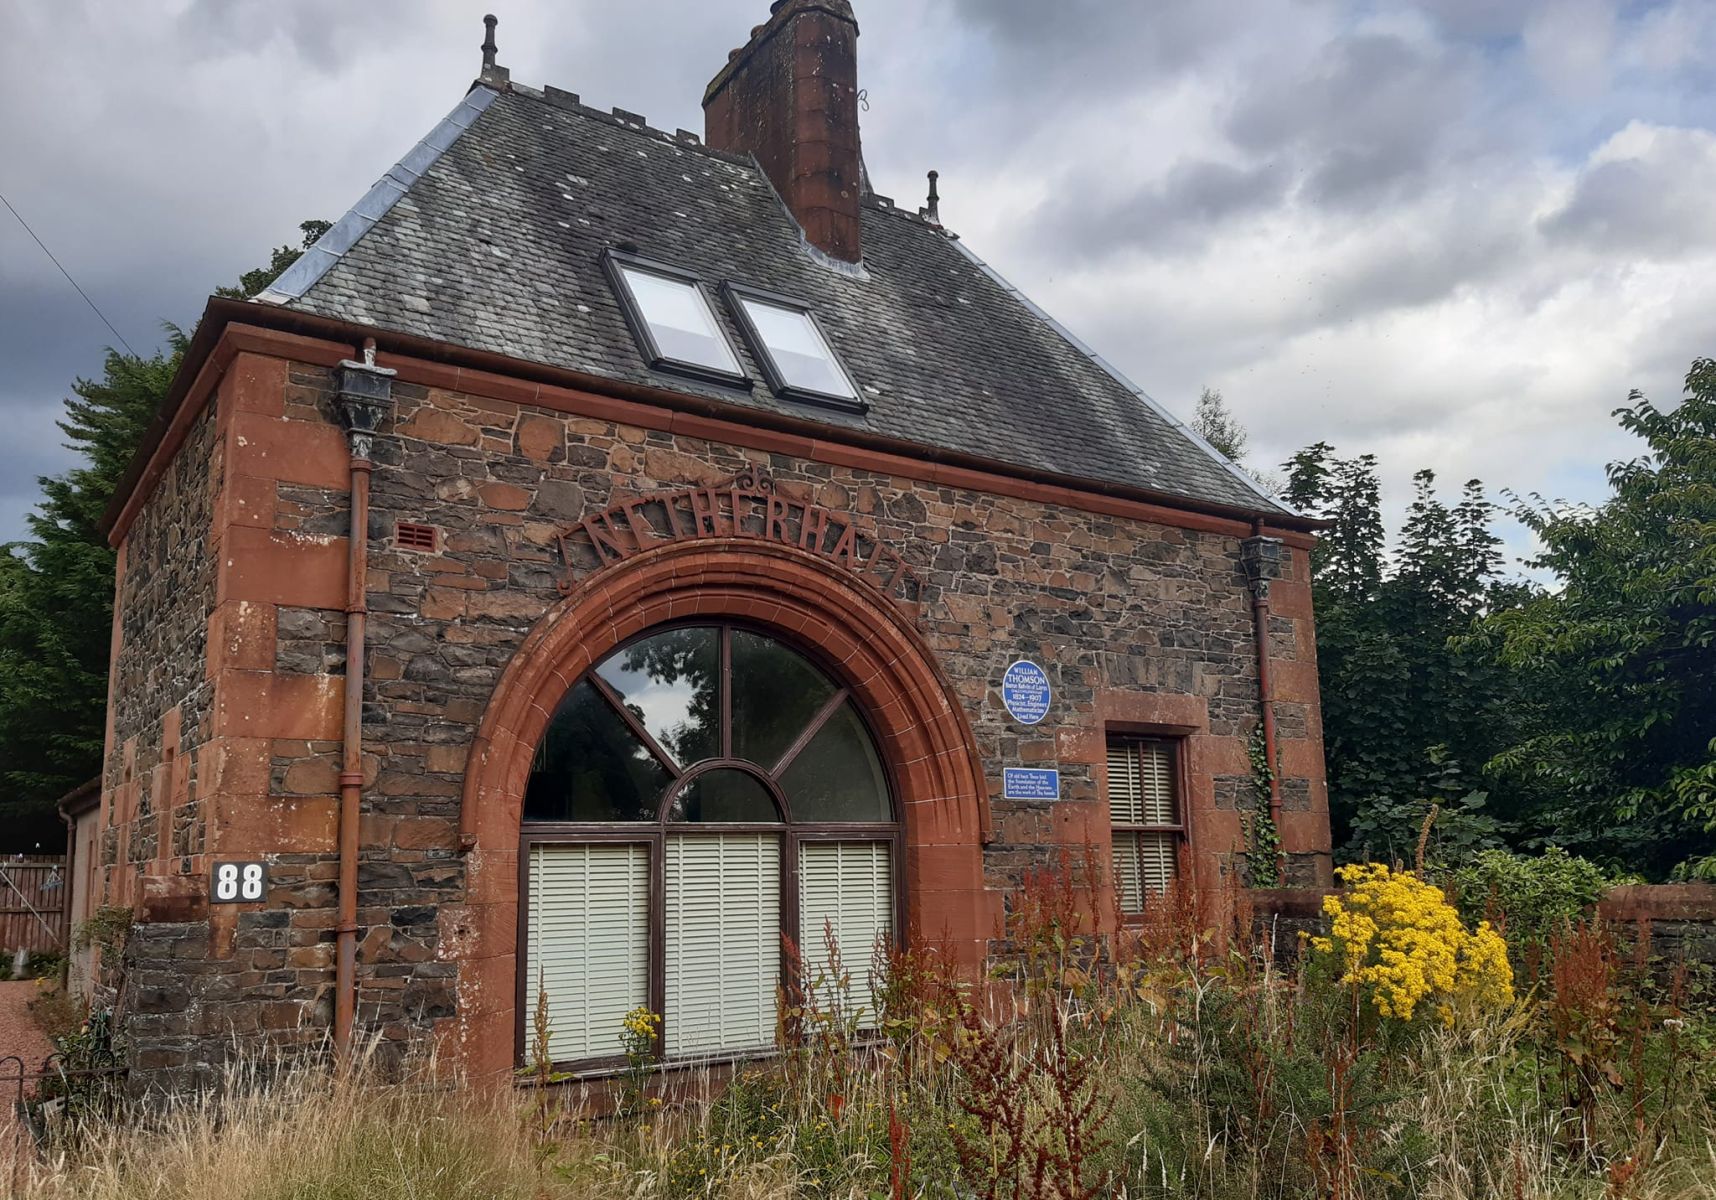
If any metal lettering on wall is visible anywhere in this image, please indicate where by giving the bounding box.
[556,466,920,604]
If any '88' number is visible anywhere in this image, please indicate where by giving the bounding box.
[215,862,265,902]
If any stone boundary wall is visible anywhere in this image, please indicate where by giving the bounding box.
[1248,882,1716,973]
[1598,883,1716,971]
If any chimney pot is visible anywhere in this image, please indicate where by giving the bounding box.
[704,1,864,264]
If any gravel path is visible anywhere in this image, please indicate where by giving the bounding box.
[0,980,54,1069]
[0,979,54,1170]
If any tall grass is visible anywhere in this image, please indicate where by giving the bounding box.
[15,1050,547,1200]
[13,870,1716,1199]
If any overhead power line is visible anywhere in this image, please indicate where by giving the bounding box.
[1,188,137,356]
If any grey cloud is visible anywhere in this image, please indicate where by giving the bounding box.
[1228,33,1481,208]
[1036,158,1291,258]
[178,0,400,71]
[3,0,1715,555]
[1539,133,1716,256]
[1413,0,1536,41]
[948,0,1290,83]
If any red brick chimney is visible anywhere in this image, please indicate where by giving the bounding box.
[704,1,863,264]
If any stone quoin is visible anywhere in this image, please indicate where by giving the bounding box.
[86,1,1332,1090]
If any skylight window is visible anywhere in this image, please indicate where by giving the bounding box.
[604,252,745,383]
[724,285,861,408]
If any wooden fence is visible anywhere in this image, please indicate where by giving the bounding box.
[0,856,67,957]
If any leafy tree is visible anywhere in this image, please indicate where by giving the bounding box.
[1463,360,1716,878]
[1193,387,1248,462]
[215,220,330,300]
[0,223,325,848]
[1194,387,1283,494]
[1283,445,1526,856]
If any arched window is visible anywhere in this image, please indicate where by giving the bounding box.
[519,623,898,1067]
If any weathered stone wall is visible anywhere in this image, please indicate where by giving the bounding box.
[108,343,1329,1085]
[102,398,221,902]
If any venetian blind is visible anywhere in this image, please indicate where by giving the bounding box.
[664,833,782,1056]
[1108,739,1179,911]
[1112,831,1178,909]
[798,841,892,1026]
[1106,740,1176,825]
[526,843,649,1063]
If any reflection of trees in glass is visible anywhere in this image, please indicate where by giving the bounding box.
[604,627,719,765]
[731,631,835,770]
[524,625,894,825]
[524,681,667,821]
[670,769,778,822]
[780,700,890,821]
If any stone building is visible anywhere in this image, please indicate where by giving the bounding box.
[92,2,1330,1086]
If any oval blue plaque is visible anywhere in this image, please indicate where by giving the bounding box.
[1001,659,1052,725]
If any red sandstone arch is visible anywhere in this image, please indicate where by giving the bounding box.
[448,537,990,1078]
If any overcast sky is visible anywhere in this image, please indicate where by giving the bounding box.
[4,1,1712,571]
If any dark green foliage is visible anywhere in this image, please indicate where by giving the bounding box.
[0,340,184,846]
[1343,749,1509,870]
[1462,360,1716,879]
[0,224,324,849]
[1283,446,1526,860]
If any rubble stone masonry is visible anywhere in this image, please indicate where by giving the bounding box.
[101,331,1330,1088]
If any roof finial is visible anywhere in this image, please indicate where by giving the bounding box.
[923,170,941,226]
[481,15,499,72]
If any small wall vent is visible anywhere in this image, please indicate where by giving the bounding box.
[395,521,439,552]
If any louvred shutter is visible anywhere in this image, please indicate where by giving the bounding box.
[664,833,781,1056]
[526,843,649,1062]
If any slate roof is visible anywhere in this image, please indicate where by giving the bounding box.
[258,81,1288,517]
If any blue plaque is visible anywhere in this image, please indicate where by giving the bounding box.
[1003,768,1060,800]
[1001,659,1051,725]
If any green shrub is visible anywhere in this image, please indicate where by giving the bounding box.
[1446,846,1610,957]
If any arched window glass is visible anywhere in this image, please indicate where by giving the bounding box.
[520,624,897,1066]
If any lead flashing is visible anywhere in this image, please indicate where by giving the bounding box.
[254,86,500,306]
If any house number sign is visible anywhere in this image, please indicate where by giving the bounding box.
[211,861,267,904]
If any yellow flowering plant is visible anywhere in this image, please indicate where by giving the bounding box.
[617,1007,662,1115]
[1311,863,1514,1025]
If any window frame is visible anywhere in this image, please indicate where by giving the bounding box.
[1105,734,1189,916]
[721,282,866,413]
[602,250,750,388]
[515,620,903,1073]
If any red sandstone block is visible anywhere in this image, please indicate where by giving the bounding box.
[219,471,277,532]
[207,601,277,675]
[1279,739,1325,778]
[1277,809,1331,855]
[398,405,482,447]
[216,671,343,742]
[454,366,538,408]
[1097,689,1207,729]
[203,736,272,797]
[1271,659,1321,703]
[227,411,350,490]
[516,415,563,462]
[220,353,288,419]
[220,526,348,609]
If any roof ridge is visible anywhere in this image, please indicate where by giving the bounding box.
[506,81,757,170]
